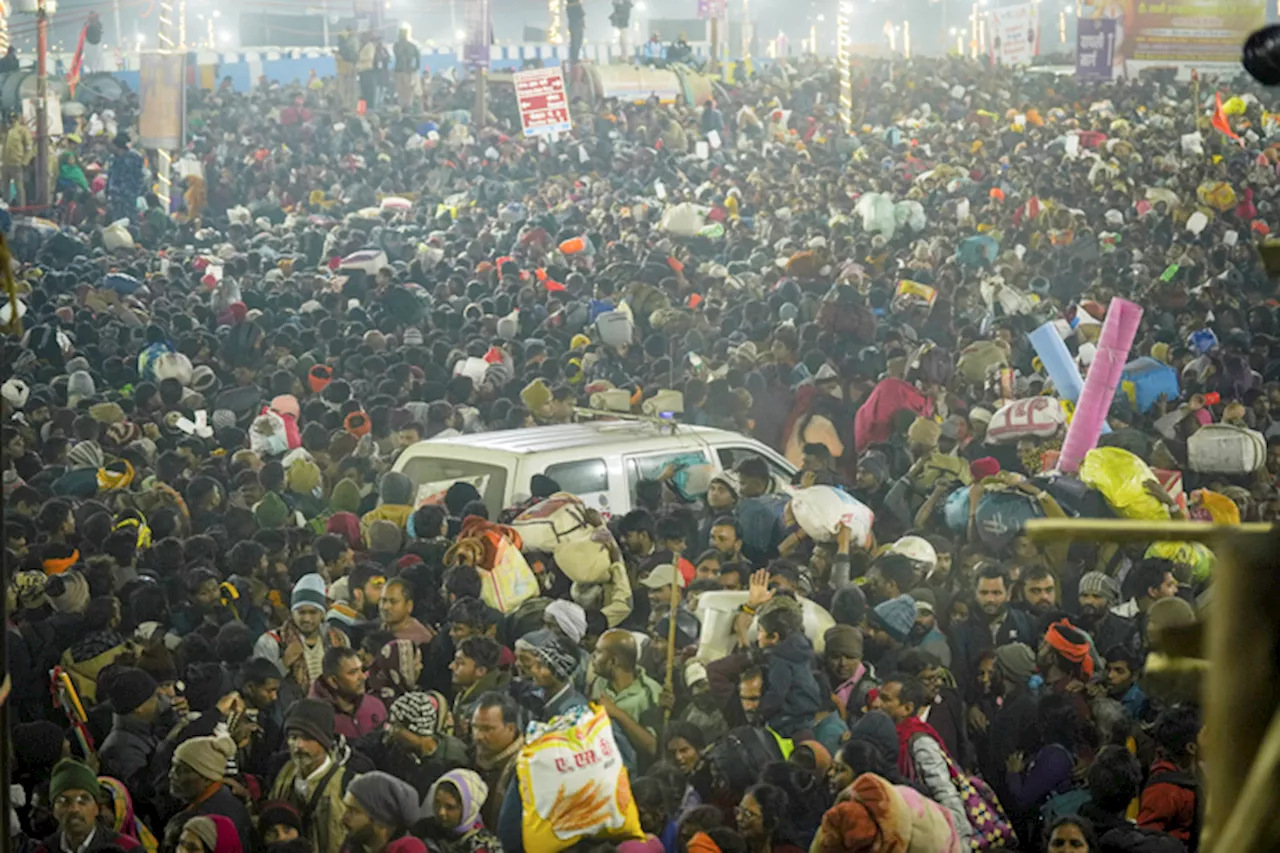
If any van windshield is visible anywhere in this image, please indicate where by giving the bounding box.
[400,457,508,514]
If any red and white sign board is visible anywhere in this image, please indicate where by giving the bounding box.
[514,66,572,137]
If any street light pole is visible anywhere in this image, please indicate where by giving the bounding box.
[35,0,48,207]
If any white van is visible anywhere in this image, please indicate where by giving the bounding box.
[391,421,796,516]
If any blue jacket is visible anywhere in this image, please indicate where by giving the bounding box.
[760,633,822,735]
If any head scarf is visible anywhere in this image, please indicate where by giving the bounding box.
[99,776,159,853]
[367,639,419,702]
[1044,619,1094,678]
[326,511,362,551]
[544,599,587,644]
[426,769,489,836]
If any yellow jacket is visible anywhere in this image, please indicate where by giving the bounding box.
[4,124,33,166]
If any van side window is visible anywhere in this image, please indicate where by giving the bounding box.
[544,459,609,495]
[627,451,710,502]
[716,447,792,489]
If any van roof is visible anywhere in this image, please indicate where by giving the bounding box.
[408,422,745,456]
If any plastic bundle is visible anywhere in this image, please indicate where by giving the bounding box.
[1059,298,1143,473]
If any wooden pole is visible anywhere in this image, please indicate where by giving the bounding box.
[1023,517,1272,543]
[662,569,680,725]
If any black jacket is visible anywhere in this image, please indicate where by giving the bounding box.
[950,608,1037,700]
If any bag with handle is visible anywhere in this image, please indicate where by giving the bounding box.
[445,517,538,613]
[1187,423,1266,474]
[940,750,1018,851]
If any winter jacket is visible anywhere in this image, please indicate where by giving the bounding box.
[269,755,351,853]
[4,123,33,166]
[950,608,1037,700]
[1137,760,1198,844]
[99,714,161,802]
[735,492,788,564]
[905,732,973,846]
[759,633,822,736]
[308,678,388,740]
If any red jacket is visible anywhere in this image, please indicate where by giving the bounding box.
[1137,759,1198,842]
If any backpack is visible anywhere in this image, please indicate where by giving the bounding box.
[690,726,785,807]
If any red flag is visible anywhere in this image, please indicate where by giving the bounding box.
[67,22,88,96]
[1212,92,1241,142]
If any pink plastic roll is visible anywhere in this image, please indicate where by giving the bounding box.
[1058,298,1144,473]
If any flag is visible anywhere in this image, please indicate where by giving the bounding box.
[1212,92,1241,142]
[67,21,88,96]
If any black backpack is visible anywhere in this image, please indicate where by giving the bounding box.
[689,726,784,808]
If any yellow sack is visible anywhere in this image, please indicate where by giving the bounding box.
[1078,447,1170,520]
[518,704,643,852]
[1223,96,1246,117]
[1146,541,1215,583]
[1196,180,1237,213]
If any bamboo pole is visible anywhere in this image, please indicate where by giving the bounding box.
[662,568,680,726]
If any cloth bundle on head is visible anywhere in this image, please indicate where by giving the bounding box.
[174,735,237,782]
[515,628,578,683]
[824,624,863,659]
[347,771,423,831]
[104,667,158,715]
[285,698,335,750]
[1045,619,1094,677]
[390,691,445,737]
[50,758,102,800]
[544,599,588,643]
[1079,571,1121,606]
[818,772,962,852]
[870,595,916,645]
[291,573,327,613]
[425,768,489,836]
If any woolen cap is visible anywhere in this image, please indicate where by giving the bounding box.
[285,698,335,750]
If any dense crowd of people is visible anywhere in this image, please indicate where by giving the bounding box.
[3,44,1273,853]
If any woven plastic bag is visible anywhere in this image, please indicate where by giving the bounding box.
[788,486,874,546]
[1078,447,1170,520]
[518,704,643,852]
